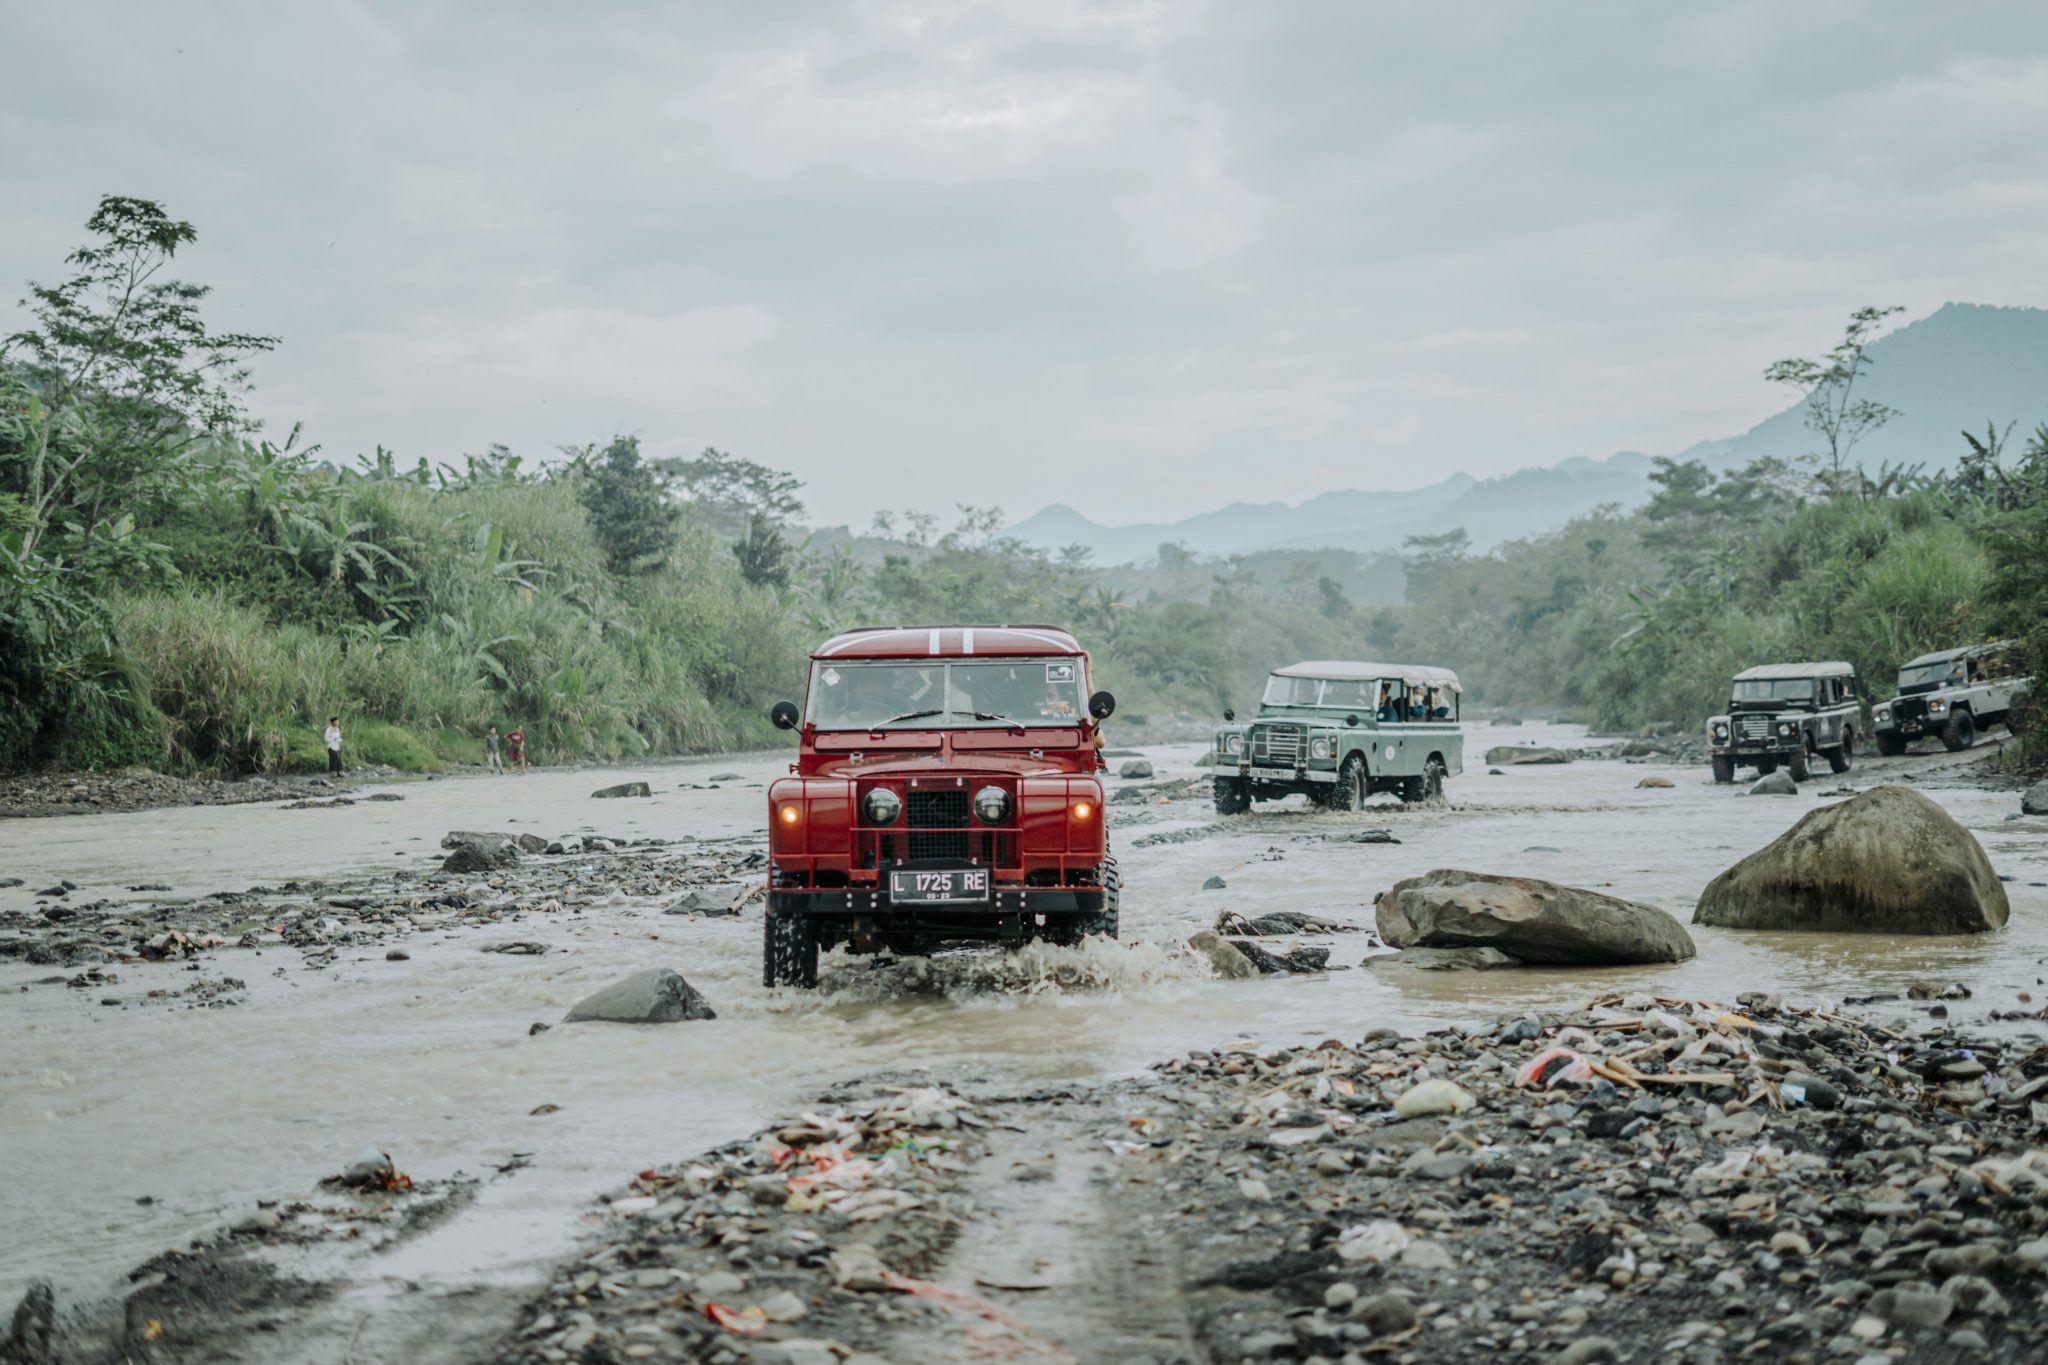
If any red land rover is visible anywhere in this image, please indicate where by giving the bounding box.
[762,625,1119,987]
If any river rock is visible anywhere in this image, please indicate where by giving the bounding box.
[592,782,652,799]
[1118,759,1154,779]
[666,885,746,916]
[2024,780,2048,816]
[1694,785,2010,934]
[1187,930,1257,979]
[1485,746,1572,765]
[1749,771,1798,796]
[1636,776,1674,788]
[442,842,517,873]
[563,968,717,1023]
[1376,868,1696,964]
[515,832,549,854]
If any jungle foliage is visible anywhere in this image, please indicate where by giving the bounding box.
[3,200,2043,773]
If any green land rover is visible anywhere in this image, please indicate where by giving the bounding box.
[1212,661,1465,813]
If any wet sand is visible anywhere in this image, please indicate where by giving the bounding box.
[3,726,2043,1325]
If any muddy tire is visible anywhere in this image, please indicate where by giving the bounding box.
[763,908,818,988]
[1875,730,1907,757]
[1787,745,1810,782]
[1401,756,1446,805]
[1329,754,1368,812]
[1941,709,1976,752]
[1212,777,1250,814]
[1826,742,1851,774]
[1711,755,1735,784]
[1755,757,1778,776]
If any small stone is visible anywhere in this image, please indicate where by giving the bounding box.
[759,1289,808,1323]
[1869,1287,1952,1330]
[1398,1240,1454,1271]
[385,948,410,961]
[1637,776,1674,788]
[591,782,652,799]
[1315,1151,1350,1177]
[1769,1231,1812,1258]
[1238,1177,1273,1201]
[696,1269,746,1298]
[1324,1282,1359,1311]
[1392,1079,1475,1117]
[1354,1292,1418,1336]
[232,1208,281,1235]
[1202,876,1227,890]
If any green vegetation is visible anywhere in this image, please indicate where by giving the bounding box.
[3,200,2043,774]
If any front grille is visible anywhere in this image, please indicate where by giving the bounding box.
[1735,714,1771,742]
[907,790,969,828]
[907,830,971,861]
[1892,698,1927,725]
[1252,725,1303,765]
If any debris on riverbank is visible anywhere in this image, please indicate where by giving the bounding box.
[463,991,2048,1364]
[0,768,354,820]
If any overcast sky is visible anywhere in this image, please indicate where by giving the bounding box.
[5,2,2045,527]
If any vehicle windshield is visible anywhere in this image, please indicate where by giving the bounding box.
[1730,679,1815,703]
[1898,659,1969,690]
[806,657,1085,730]
[1260,674,1454,719]
[1261,676,1385,708]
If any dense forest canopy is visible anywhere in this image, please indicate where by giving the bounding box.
[3,198,2044,773]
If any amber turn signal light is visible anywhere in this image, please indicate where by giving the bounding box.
[778,804,801,826]
[1070,800,1094,820]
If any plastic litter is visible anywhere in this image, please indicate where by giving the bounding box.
[704,1303,767,1335]
[1393,1078,1475,1116]
[1514,1047,1595,1089]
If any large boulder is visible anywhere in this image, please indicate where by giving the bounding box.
[563,968,716,1023]
[1694,785,2009,934]
[2024,780,2048,817]
[1748,771,1797,796]
[1377,869,1695,965]
[441,830,520,858]
[592,781,652,799]
[1484,746,1572,766]
[1118,759,1155,779]
[442,841,518,874]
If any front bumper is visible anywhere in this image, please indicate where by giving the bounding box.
[1235,765,1336,784]
[769,887,1106,937]
[1710,740,1801,757]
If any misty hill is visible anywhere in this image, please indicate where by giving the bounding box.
[1008,302,2048,566]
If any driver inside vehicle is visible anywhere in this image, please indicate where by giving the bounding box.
[1376,683,1399,722]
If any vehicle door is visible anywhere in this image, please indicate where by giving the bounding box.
[1820,678,1846,746]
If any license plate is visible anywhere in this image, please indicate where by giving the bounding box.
[888,868,990,905]
[1902,723,1921,734]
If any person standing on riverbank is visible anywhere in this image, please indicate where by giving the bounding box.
[506,725,526,774]
[324,717,343,775]
[484,725,503,774]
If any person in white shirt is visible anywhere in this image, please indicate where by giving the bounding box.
[325,717,343,774]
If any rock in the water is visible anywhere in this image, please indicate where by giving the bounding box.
[1363,946,1525,971]
[1194,750,1217,768]
[1224,939,1329,974]
[1202,875,1227,890]
[666,884,747,916]
[563,968,717,1023]
[1694,785,2010,934]
[1376,868,1696,964]
[1118,759,1154,779]
[515,832,549,854]
[439,830,520,872]
[1187,930,1257,979]
[2023,780,2048,816]
[1636,776,1674,788]
[1749,771,1798,796]
[1484,746,1572,765]
[442,842,517,873]
[591,781,652,799]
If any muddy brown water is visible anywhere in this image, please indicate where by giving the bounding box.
[3,725,2045,1318]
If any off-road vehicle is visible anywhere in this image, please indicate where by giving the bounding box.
[760,625,1117,988]
[1706,662,1861,783]
[1872,642,2032,755]
[1210,661,1464,813]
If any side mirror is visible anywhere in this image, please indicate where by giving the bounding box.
[1345,714,1360,727]
[1088,690,1117,721]
[770,701,800,731]
[1222,707,1235,723]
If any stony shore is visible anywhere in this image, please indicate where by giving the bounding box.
[29,989,2047,1364]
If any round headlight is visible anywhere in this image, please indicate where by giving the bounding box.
[1711,723,1728,738]
[1225,734,1244,754]
[972,785,1010,824]
[1310,737,1331,759]
[1875,707,1889,721]
[862,788,902,825]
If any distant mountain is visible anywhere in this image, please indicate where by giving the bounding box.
[1006,302,2048,566]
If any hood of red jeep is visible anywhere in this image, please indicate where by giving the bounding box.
[804,750,1088,779]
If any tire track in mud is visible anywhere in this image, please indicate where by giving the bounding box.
[873,1108,1200,1365]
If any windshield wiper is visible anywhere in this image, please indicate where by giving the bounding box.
[871,709,945,731]
[972,711,1029,735]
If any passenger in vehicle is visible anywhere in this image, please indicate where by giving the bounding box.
[1376,684,1399,722]
[1408,690,1428,720]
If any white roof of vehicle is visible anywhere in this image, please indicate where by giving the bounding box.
[1273,660,1463,693]
[1903,641,2011,668]
[1732,661,1855,681]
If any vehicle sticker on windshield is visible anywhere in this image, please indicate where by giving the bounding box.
[1046,663,1076,683]
[821,668,841,687]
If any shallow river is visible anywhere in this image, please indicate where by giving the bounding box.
[4,724,2045,1312]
